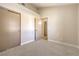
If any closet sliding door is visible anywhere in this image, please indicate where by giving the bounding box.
[0,7,21,51]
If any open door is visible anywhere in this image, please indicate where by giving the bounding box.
[34,17,42,40]
[0,7,21,51]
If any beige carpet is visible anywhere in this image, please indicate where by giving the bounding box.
[0,39,79,56]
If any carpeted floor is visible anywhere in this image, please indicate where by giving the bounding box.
[0,39,79,56]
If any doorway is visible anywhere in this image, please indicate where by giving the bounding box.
[34,17,48,40]
[42,17,48,40]
[44,21,48,40]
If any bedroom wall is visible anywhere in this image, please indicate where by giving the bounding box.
[39,4,78,46]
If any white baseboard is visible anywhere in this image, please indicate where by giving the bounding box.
[21,40,34,45]
[48,40,79,49]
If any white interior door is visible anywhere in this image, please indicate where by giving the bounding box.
[34,17,42,40]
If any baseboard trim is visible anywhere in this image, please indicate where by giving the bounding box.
[48,40,79,49]
[21,40,34,45]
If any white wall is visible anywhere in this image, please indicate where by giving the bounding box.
[39,4,78,45]
[0,3,40,45]
[21,13,35,43]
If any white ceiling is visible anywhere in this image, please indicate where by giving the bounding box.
[31,3,73,8]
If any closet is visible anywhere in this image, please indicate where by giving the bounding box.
[0,7,21,51]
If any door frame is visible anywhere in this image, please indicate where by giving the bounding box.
[42,17,48,40]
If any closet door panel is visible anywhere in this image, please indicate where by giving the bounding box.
[0,7,21,51]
